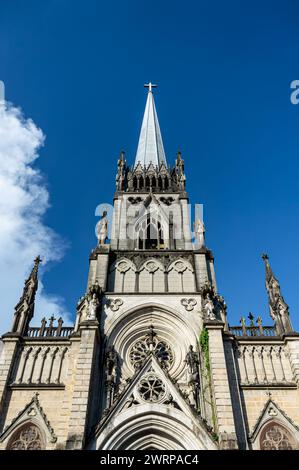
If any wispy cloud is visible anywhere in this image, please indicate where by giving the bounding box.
[0,102,70,333]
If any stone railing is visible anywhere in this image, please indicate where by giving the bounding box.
[229,325,277,338]
[26,327,74,338]
[26,316,74,338]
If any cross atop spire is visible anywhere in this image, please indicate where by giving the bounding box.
[144,82,157,93]
[134,83,167,168]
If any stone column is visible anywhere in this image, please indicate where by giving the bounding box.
[87,248,109,292]
[205,323,238,449]
[180,198,193,250]
[110,198,121,250]
[66,321,100,449]
[194,253,209,289]
[286,336,299,383]
[118,198,128,250]
[0,335,20,413]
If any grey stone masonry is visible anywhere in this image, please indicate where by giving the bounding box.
[0,336,19,415]
[205,322,238,448]
[66,322,100,449]
[287,336,299,384]
[87,247,110,291]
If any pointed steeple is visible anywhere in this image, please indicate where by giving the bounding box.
[262,253,276,285]
[11,256,41,335]
[134,83,167,168]
[261,254,293,334]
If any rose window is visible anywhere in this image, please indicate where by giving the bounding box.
[8,424,43,450]
[137,374,166,403]
[129,336,173,369]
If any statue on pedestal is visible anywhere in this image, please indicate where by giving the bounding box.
[203,293,216,320]
[184,345,199,384]
[194,218,205,248]
[87,293,99,320]
[97,211,108,246]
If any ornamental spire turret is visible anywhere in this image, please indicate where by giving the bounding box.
[134,83,167,168]
[262,254,293,334]
[11,256,41,335]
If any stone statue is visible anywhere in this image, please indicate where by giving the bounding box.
[184,345,199,379]
[87,293,99,320]
[105,346,118,378]
[203,293,216,320]
[193,219,205,248]
[97,211,108,246]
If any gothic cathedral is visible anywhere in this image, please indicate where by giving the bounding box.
[1,86,299,451]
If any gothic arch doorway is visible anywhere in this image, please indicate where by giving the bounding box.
[94,405,215,450]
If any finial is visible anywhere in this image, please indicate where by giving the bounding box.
[144,82,157,93]
[248,312,255,326]
[49,315,56,326]
[262,253,269,262]
[34,255,42,265]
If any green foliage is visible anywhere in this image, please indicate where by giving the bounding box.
[199,328,210,371]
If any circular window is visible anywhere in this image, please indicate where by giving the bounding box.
[137,374,166,403]
[129,336,173,369]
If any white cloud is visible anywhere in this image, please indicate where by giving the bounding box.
[0,102,70,333]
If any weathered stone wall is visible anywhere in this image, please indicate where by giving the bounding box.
[224,335,299,449]
[0,331,99,450]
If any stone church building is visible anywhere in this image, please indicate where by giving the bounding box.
[0,85,299,451]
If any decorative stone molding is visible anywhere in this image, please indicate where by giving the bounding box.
[106,298,123,312]
[172,260,187,273]
[181,298,197,312]
[0,393,57,446]
[249,399,299,449]
[116,260,133,273]
[129,327,174,370]
[144,260,160,273]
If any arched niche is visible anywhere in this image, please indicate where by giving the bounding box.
[104,303,200,380]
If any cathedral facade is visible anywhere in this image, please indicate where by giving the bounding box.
[0,85,299,451]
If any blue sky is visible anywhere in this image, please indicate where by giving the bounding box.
[1,0,299,329]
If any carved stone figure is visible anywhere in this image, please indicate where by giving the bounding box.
[184,345,199,382]
[105,346,118,378]
[193,218,205,248]
[203,293,216,320]
[87,293,99,320]
[97,211,108,246]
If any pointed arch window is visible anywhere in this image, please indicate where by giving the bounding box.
[260,422,295,450]
[136,214,164,249]
[7,423,44,450]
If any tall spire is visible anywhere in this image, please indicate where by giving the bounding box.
[261,254,293,334]
[134,83,167,168]
[11,256,41,335]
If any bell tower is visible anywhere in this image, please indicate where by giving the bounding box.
[86,84,238,450]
